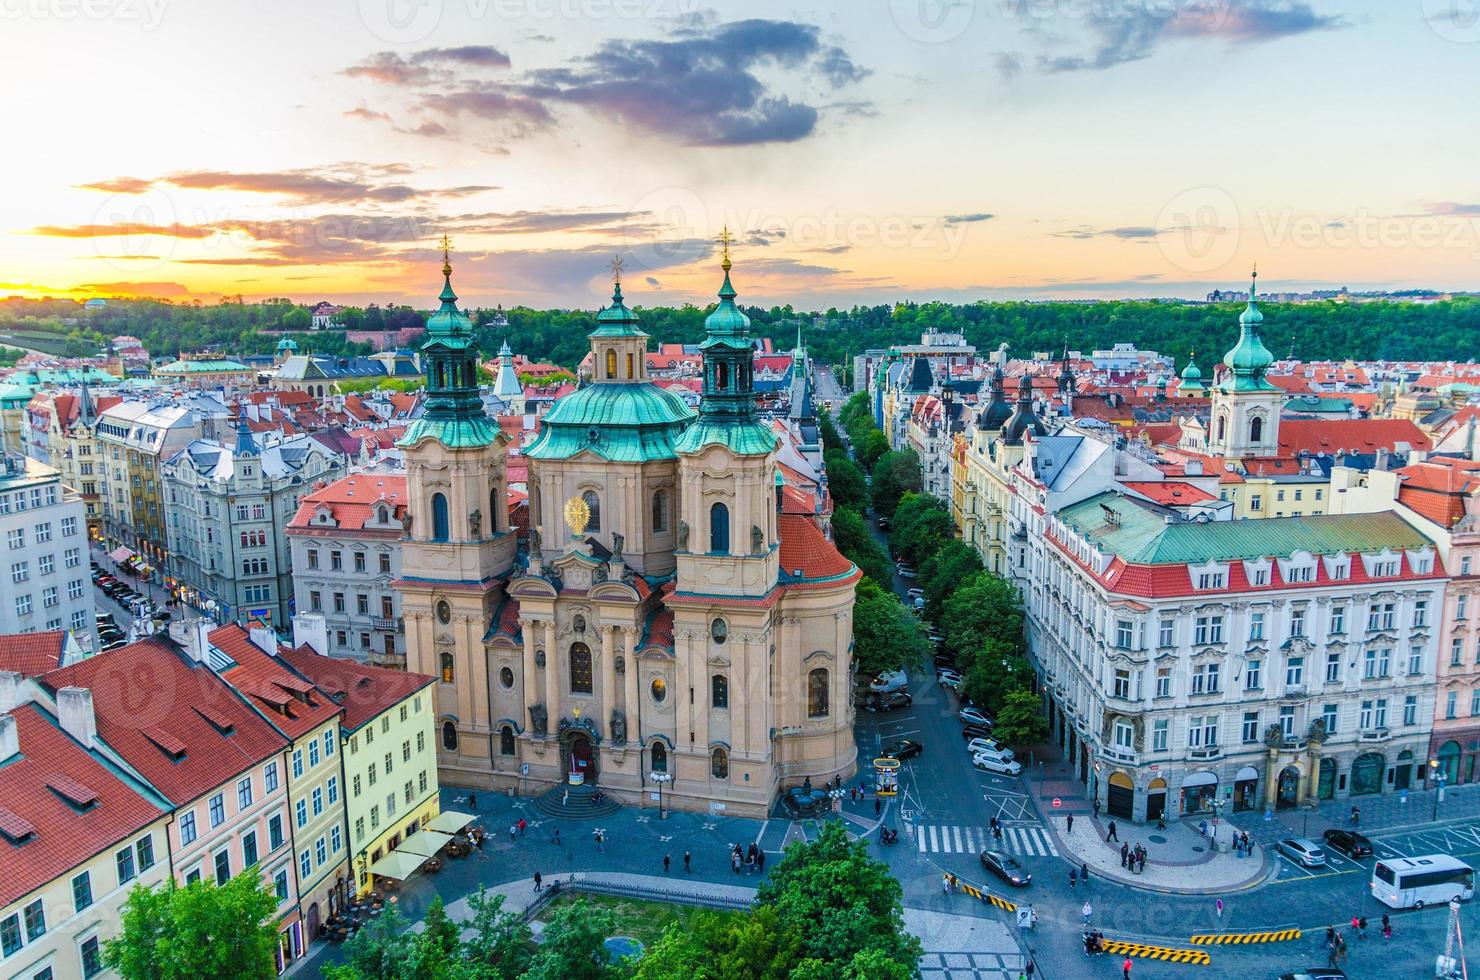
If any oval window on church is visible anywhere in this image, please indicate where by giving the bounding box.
[499,666,514,689]
[650,677,667,703]
[710,618,727,644]
[436,600,451,625]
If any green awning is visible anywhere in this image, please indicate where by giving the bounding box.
[368,850,425,881]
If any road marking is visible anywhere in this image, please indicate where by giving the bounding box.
[952,826,964,852]
[1190,928,1301,945]
[928,825,939,851]
[1099,939,1210,965]
[909,823,1057,857]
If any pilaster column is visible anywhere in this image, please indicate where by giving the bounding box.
[676,629,693,752]
[1305,743,1322,803]
[600,625,616,726]
[623,626,640,741]
[543,620,559,728]
[520,619,538,722]
[1264,746,1280,808]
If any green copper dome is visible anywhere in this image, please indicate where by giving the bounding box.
[1179,353,1205,392]
[590,280,649,338]
[399,243,495,450]
[700,268,751,340]
[1219,272,1277,392]
[524,382,696,463]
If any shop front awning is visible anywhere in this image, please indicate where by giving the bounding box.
[108,547,134,563]
[396,830,453,858]
[367,850,426,882]
[423,810,476,835]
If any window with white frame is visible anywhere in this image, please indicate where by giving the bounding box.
[1191,663,1220,694]
[1249,612,1265,641]
[1330,605,1346,634]
[1242,711,1259,743]
[1322,703,1339,735]
[1245,659,1262,690]
[1406,695,1420,726]
[1158,618,1174,647]
[1152,719,1168,752]
[1155,667,1171,698]
[1113,720,1134,750]
[1113,668,1131,699]
[1286,657,1304,686]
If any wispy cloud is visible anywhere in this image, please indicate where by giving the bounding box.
[73,164,497,206]
[29,222,216,240]
[1052,225,1160,240]
[342,46,511,86]
[944,213,994,225]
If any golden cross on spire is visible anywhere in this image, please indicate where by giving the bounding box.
[717,225,735,272]
[440,234,453,276]
[610,254,623,285]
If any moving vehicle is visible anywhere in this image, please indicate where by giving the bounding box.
[966,737,1012,759]
[866,691,913,712]
[971,752,1022,776]
[880,739,923,760]
[980,850,1032,887]
[1278,838,1327,867]
[959,706,992,727]
[1321,829,1373,859]
[1371,855,1474,909]
[869,670,908,693]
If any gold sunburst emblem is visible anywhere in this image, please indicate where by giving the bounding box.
[563,496,591,536]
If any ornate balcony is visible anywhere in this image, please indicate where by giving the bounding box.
[372,617,404,633]
[1186,745,1222,762]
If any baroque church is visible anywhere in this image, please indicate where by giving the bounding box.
[397,242,861,817]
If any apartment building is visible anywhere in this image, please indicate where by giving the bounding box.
[95,401,208,569]
[0,455,94,650]
[286,474,408,667]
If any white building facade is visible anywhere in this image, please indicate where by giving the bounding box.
[0,455,95,649]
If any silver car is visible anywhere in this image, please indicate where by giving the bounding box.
[1278,838,1327,867]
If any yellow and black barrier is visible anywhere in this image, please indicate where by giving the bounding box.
[1098,938,1212,965]
[956,879,1017,912]
[1190,927,1301,945]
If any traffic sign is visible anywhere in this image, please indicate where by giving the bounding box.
[1052,798,1062,808]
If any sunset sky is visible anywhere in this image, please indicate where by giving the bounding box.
[5,1,1480,310]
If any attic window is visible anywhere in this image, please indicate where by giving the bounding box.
[144,727,188,760]
[0,804,37,844]
[47,775,99,811]
[193,705,236,736]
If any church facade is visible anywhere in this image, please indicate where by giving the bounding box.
[397,245,860,817]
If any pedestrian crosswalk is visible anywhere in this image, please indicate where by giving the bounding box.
[906,823,1058,857]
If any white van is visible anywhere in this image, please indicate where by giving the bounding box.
[1371,855,1474,909]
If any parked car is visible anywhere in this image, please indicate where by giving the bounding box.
[971,752,1022,776]
[869,670,909,693]
[980,850,1032,887]
[966,737,1012,760]
[961,723,995,741]
[868,691,913,712]
[1278,838,1327,867]
[101,639,128,652]
[959,706,992,727]
[933,653,957,669]
[1276,970,1345,980]
[881,739,924,760]
[936,667,963,685]
[877,517,890,530]
[95,612,116,626]
[912,597,926,612]
[897,566,918,579]
[906,588,926,600]
[1320,829,1373,859]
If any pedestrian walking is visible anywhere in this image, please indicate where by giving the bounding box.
[1198,819,1207,839]
[1093,798,1102,818]
[594,830,605,852]
[1349,805,1360,827]
[552,827,561,846]
[1025,958,1035,978]
[993,824,1003,842]
[663,854,671,874]
[1215,898,1224,925]
[469,791,478,810]
[942,874,952,896]
[1122,955,1132,979]
[1382,915,1392,941]
[1082,900,1092,925]
[475,832,485,853]
[850,786,857,802]
[1069,868,1077,889]
[1120,842,1129,867]
[533,871,542,892]
[1081,862,1089,885]
[1066,813,1074,834]
[875,798,882,817]
[1107,820,1119,842]
[756,849,766,872]
[517,818,527,838]
[732,852,741,874]
[1350,914,1360,936]
[683,850,691,873]
[508,824,517,842]
[1358,916,1367,939]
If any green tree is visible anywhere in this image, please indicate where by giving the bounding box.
[756,822,922,975]
[322,902,415,980]
[522,898,619,980]
[854,428,889,471]
[282,307,311,331]
[823,451,867,512]
[961,649,1035,716]
[818,412,842,453]
[458,887,532,978]
[887,492,953,565]
[105,872,280,980]
[830,507,892,588]
[940,572,1025,668]
[869,450,922,519]
[852,579,928,677]
[991,688,1050,747]
[919,540,982,619]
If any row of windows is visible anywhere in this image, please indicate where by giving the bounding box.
[310,591,397,617]
[0,486,60,516]
[10,554,82,581]
[1110,648,1428,701]
[351,771,430,843]
[1111,695,1425,754]
[305,549,393,574]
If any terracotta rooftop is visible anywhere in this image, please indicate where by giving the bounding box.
[211,626,343,740]
[778,514,855,581]
[0,631,69,677]
[277,646,434,733]
[288,474,408,533]
[1121,481,1216,506]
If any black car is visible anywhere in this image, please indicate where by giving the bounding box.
[867,691,913,712]
[961,722,995,740]
[1321,829,1373,859]
[980,850,1032,887]
[933,653,956,667]
[881,739,923,760]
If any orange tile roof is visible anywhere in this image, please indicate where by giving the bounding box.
[1278,419,1431,456]
[1395,460,1480,528]
[778,514,855,580]
[211,626,343,740]
[287,474,408,533]
[0,704,165,907]
[1121,481,1216,506]
[0,631,68,677]
[277,647,433,733]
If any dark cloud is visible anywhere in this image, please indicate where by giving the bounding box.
[1052,225,1160,240]
[645,276,661,287]
[1038,1,1345,72]
[70,165,496,206]
[995,53,1024,80]
[944,213,994,225]
[449,209,656,235]
[353,19,869,147]
[428,240,713,300]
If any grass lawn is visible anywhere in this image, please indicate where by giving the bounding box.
[534,893,743,948]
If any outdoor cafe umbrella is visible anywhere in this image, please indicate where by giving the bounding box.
[367,849,426,882]
[424,810,477,835]
[396,829,453,858]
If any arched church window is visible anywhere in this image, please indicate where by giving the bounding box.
[489,488,499,533]
[650,740,667,773]
[711,674,729,709]
[627,352,635,378]
[442,721,458,751]
[605,349,617,379]
[440,653,455,683]
[1216,415,1227,443]
[569,643,593,695]
[711,747,729,779]
[582,490,601,532]
[431,493,449,541]
[1250,416,1264,443]
[709,502,730,554]
[499,726,515,756]
[651,489,668,533]
[807,668,829,718]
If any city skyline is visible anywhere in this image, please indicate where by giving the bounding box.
[6,1,1480,309]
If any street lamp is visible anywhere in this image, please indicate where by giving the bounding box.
[1430,759,1447,821]
[650,771,672,820]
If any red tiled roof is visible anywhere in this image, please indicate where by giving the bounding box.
[38,639,289,806]
[1278,419,1431,456]
[0,631,68,677]
[277,647,434,733]
[1266,374,1313,394]
[0,704,164,907]
[644,607,674,649]
[211,626,343,740]
[1396,460,1480,528]
[288,474,408,533]
[778,514,854,580]
[1121,482,1216,506]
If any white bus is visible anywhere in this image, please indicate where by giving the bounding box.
[1371,855,1475,909]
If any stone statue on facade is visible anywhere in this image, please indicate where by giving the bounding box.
[529,528,542,555]
[610,707,627,744]
[400,510,413,536]
[1264,723,1284,749]
[1307,718,1327,743]
[468,508,482,538]
[752,525,764,553]
[529,703,548,736]
[677,520,689,549]
[611,532,624,563]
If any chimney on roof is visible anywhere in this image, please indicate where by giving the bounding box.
[0,670,22,712]
[1186,459,1203,476]
[169,618,213,664]
[57,687,96,749]
[250,625,279,656]
[0,713,15,761]
[292,613,329,656]
[1375,447,1390,472]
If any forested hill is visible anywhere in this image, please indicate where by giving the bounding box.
[3,294,1478,370]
